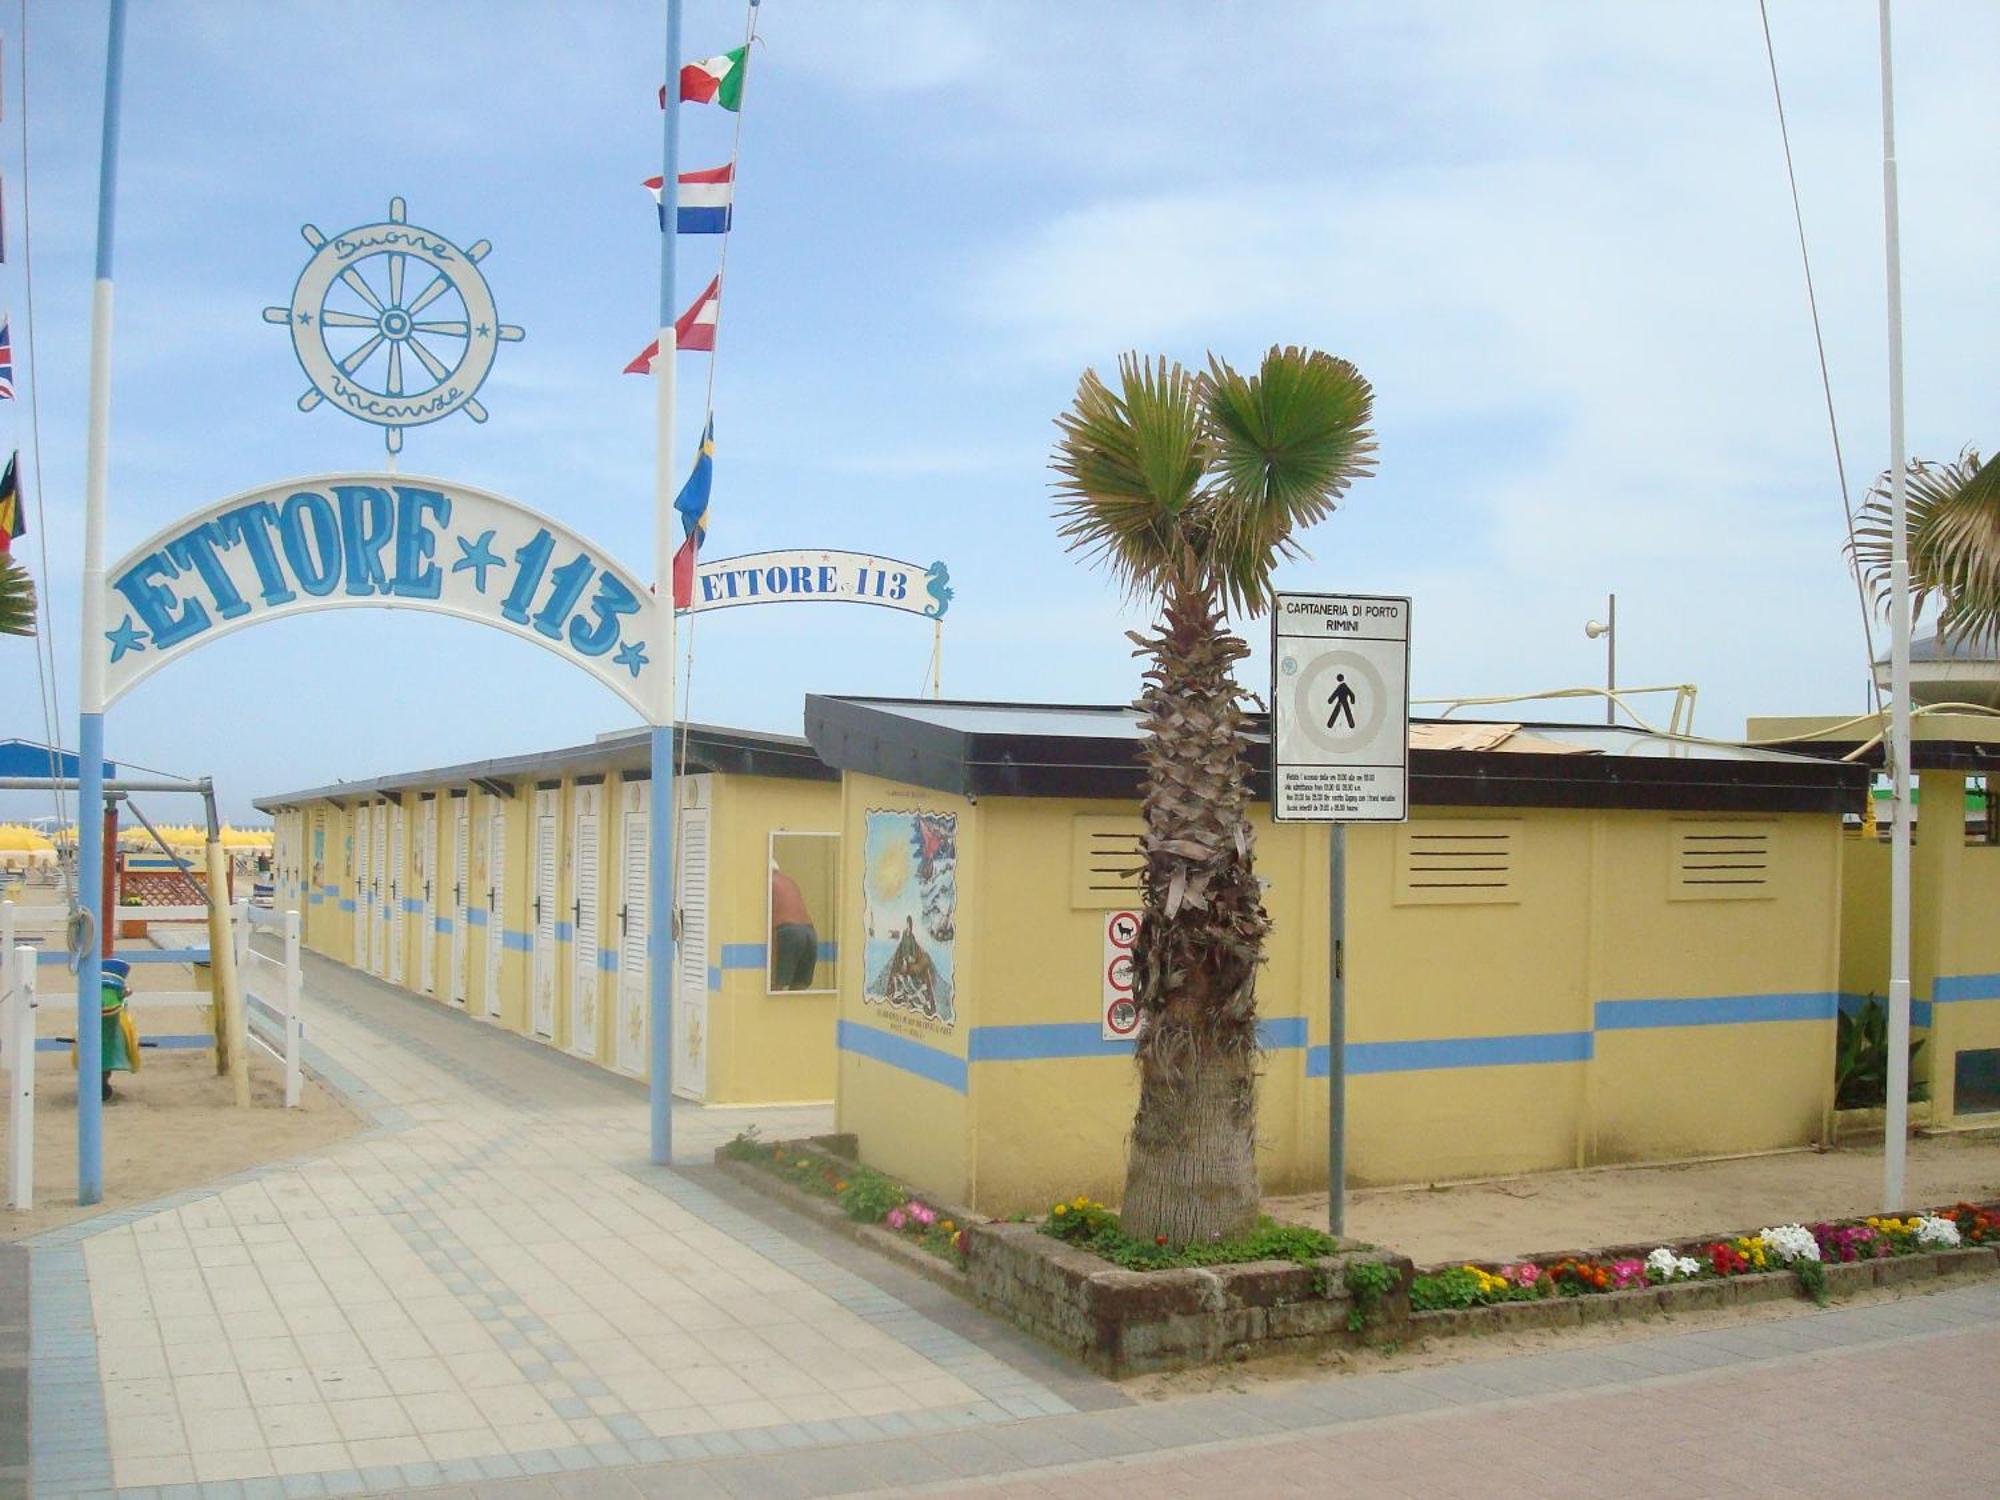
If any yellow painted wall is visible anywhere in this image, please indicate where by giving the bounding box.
[833,773,975,1203]
[704,773,843,1104]
[831,784,1848,1214]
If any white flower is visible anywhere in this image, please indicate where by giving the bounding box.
[1915,1215,1962,1248]
[1644,1247,1702,1281]
[1758,1224,1822,1264]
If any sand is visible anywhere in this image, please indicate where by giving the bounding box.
[1,980,360,1240]
[1267,1129,2000,1266]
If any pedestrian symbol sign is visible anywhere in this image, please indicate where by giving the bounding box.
[1270,592,1411,822]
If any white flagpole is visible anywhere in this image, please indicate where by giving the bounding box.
[75,0,130,1206]
[1878,0,1913,1211]
[649,0,683,1166]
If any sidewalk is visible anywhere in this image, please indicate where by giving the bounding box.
[21,949,2000,1498]
[25,952,1086,1496]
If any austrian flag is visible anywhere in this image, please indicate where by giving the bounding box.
[660,45,747,110]
[644,164,734,234]
[623,276,722,373]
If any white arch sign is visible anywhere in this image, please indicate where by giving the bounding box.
[99,473,664,717]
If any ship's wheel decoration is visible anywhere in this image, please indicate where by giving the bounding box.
[262,197,524,454]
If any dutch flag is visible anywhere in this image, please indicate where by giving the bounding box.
[645,164,734,235]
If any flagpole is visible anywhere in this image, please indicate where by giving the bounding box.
[649,0,683,1168]
[1877,0,1913,1212]
[75,0,129,1206]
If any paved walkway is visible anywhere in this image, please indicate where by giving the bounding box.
[19,952,2000,1498]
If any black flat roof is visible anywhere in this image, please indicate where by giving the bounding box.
[804,697,1870,815]
[254,721,833,811]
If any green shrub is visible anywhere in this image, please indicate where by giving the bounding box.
[1835,995,1927,1108]
[836,1170,907,1224]
[1409,1267,1486,1312]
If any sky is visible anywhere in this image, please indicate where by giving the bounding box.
[1,0,1995,826]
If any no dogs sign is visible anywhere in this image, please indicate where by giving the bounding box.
[1102,909,1140,1040]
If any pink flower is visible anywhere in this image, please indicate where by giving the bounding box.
[1609,1258,1647,1290]
[885,1209,906,1231]
[1509,1264,1541,1288]
[912,1204,937,1227]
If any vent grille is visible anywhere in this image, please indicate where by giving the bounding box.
[1394,821,1519,906]
[1070,816,1145,908]
[1670,822,1776,900]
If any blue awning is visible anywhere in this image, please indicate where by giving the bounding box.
[0,739,118,779]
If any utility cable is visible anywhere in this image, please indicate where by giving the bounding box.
[1758,0,1883,713]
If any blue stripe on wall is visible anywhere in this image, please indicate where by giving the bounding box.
[965,1015,1309,1063]
[466,908,489,928]
[708,966,722,992]
[338,899,356,913]
[401,898,422,914]
[308,893,325,906]
[597,948,618,973]
[1839,991,1935,1029]
[1313,1031,1595,1077]
[554,921,575,943]
[1594,992,1837,1031]
[38,1034,212,1052]
[719,944,764,969]
[502,930,532,953]
[836,1018,967,1094]
[435,917,454,935]
[1936,973,2000,1004]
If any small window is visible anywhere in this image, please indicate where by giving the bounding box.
[1956,1047,2000,1115]
[1394,821,1519,906]
[1669,821,1775,901]
[1070,816,1144,909]
[768,831,838,994]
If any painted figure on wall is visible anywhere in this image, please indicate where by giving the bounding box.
[863,809,956,1027]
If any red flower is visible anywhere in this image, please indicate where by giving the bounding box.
[1155,1235,1169,1247]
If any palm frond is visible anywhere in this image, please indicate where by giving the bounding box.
[1198,346,1377,617]
[1853,447,2000,647]
[1052,354,1206,599]
[0,554,36,638]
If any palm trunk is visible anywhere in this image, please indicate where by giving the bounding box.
[1119,579,1268,1245]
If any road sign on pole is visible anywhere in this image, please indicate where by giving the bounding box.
[1270,592,1411,824]
[1270,590,1410,1244]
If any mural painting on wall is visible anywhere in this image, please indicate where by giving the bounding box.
[862,809,957,1031]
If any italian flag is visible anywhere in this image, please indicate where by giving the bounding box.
[671,46,747,110]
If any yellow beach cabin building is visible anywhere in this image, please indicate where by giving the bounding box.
[800,697,1873,1217]
[259,723,841,1104]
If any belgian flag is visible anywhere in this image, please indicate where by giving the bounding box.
[0,453,20,554]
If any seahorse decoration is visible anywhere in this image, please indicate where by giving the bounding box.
[921,561,954,619]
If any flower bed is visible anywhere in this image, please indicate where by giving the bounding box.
[1409,1201,2000,1315]
[719,1129,970,1269]
[1040,1194,1350,1274]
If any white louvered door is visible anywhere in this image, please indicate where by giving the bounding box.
[531,789,558,1039]
[418,799,437,995]
[450,798,470,1007]
[352,808,371,968]
[674,787,710,1101]
[569,785,601,1059]
[370,803,387,976]
[386,802,406,986]
[486,804,507,1019]
[616,781,649,1077]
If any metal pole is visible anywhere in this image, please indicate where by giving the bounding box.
[1605,593,1617,726]
[649,0,684,1167]
[74,0,130,1206]
[1327,823,1347,1239]
[1878,0,1913,1211]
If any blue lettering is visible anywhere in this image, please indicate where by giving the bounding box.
[165,522,251,620]
[112,552,210,649]
[279,492,342,596]
[790,565,813,594]
[817,565,836,593]
[334,485,394,597]
[764,567,787,594]
[699,571,722,604]
[217,501,295,606]
[569,573,640,656]
[390,486,450,599]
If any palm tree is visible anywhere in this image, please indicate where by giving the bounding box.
[1852,446,2000,645]
[1052,346,1376,1245]
[0,554,34,638]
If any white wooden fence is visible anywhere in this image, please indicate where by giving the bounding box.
[0,897,306,1210]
